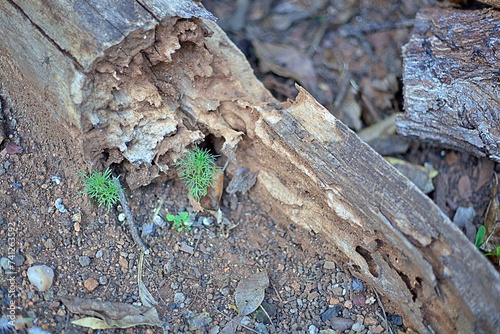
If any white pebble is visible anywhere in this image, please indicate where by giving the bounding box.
[27,265,54,292]
[118,213,126,222]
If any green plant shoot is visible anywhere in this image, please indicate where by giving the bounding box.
[80,168,120,212]
[166,212,191,232]
[475,225,486,249]
[484,246,500,257]
[174,146,221,202]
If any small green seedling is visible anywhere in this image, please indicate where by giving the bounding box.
[80,168,120,212]
[484,246,500,257]
[475,225,486,249]
[166,212,191,232]
[174,146,221,202]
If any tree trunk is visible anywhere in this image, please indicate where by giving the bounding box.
[397,6,500,162]
[1,1,499,333]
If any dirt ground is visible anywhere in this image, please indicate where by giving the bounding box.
[0,0,498,333]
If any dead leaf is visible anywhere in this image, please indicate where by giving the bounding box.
[252,39,317,92]
[235,271,269,316]
[61,296,162,329]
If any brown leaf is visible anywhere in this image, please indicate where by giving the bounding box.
[235,271,269,316]
[61,296,163,329]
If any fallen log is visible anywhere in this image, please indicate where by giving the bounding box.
[0,1,499,333]
[397,6,500,162]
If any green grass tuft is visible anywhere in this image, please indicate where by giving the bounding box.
[174,146,220,202]
[80,168,120,212]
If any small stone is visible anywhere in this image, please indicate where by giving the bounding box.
[13,253,25,267]
[79,255,91,267]
[364,316,378,327]
[71,212,81,222]
[352,294,366,306]
[54,198,67,213]
[320,305,341,322]
[118,213,126,222]
[99,276,107,285]
[84,277,99,292]
[119,256,128,269]
[95,249,103,258]
[324,260,336,270]
[254,322,268,334]
[348,278,364,292]
[51,175,62,185]
[319,330,336,334]
[240,316,251,326]
[308,324,319,334]
[153,215,166,227]
[329,317,354,331]
[73,222,80,232]
[365,296,376,305]
[44,238,55,249]
[344,300,353,309]
[388,314,403,326]
[352,322,365,332]
[0,257,11,271]
[174,292,186,304]
[370,325,385,334]
[27,265,54,292]
[184,310,212,331]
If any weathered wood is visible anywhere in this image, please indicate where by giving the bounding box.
[1,2,499,333]
[397,7,500,162]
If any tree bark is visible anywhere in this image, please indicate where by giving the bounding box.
[397,7,500,162]
[1,1,499,333]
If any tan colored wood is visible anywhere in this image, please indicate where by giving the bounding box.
[0,2,498,333]
[397,7,500,162]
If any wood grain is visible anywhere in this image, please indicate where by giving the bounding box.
[397,7,500,162]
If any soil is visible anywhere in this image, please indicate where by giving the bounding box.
[0,0,498,334]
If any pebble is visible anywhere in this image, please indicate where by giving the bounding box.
[344,300,353,309]
[351,322,365,332]
[54,198,67,213]
[50,175,62,185]
[0,257,11,271]
[352,294,366,306]
[95,250,103,258]
[79,255,91,267]
[329,317,354,331]
[118,213,126,222]
[320,305,341,322]
[99,276,107,285]
[370,325,385,334]
[388,314,403,326]
[308,324,319,334]
[319,330,336,334]
[348,278,364,292]
[13,253,25,267]
[184,310,212,331]
[174,292,186,304]
[153,215,166,227]
[323,261,336,270]
[254,322,269,334]
[43,238,55,249]
[27,265,54,292]
[84,278,99,292]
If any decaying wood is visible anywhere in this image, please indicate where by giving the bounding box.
[397,7,500,162]
[1,1,499,333]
